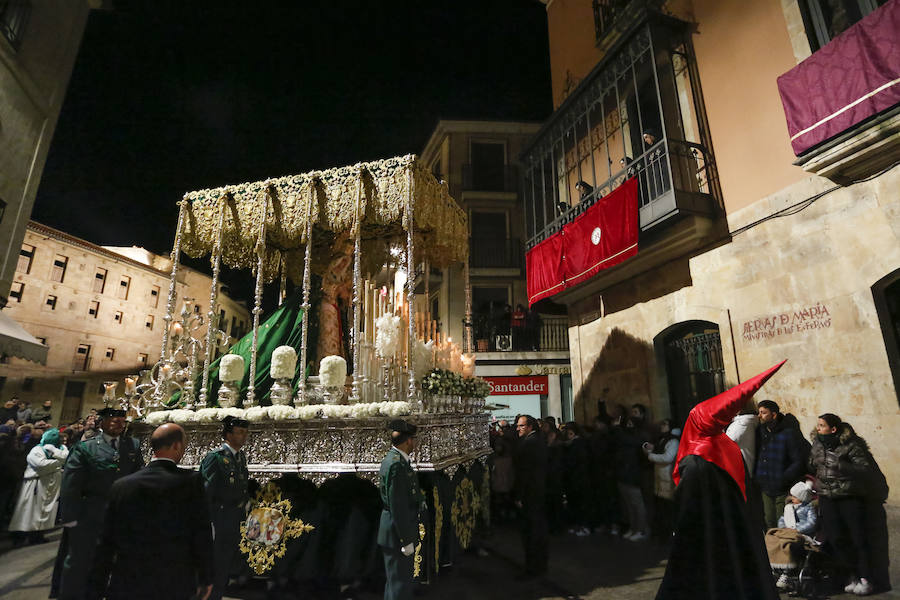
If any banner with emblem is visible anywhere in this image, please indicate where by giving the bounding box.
[526,177,638,304]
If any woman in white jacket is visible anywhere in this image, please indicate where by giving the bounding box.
[9,428,69,545]
[643,420,681,539]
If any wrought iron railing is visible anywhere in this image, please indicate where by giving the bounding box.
[469,237,523,269]
[472,314,569,352]
[461,164,519,193]
[522,18,721,250]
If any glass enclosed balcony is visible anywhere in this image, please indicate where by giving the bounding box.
[522,16,722,249]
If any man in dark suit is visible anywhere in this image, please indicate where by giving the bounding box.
[377,419,426,600]
[514,414,548,576]
[200,415,250,600]
[58,407,144,600]
[90,423,213,600]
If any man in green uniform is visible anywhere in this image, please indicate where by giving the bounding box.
[377,419,425,600]
[58,407,143,600]
[200,415,250,600]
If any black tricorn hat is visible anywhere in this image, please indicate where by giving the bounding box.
[97,407,126,418]
[222,415,250,432]
[386,419,417,435]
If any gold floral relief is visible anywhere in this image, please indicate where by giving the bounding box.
[450,477,476,550]
[433,487,443,573]
[413,522,426,579]
[239,482,315,575]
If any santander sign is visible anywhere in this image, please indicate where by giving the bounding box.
[483,376,549,396]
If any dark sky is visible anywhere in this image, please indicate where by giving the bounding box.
[33,0,552,269]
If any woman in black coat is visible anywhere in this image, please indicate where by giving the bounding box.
[809,413,890,596]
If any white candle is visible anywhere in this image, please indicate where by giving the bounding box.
[124,376,137,395]
[172,322,184,337]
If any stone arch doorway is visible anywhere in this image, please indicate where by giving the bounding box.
[659,320,726,426]
[872,268,900,405]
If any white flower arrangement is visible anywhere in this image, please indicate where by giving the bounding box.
[379,401,411,417]
[295,405,322,420]
[168,409,198,424]
[144,410,170,425]
[220,354,245,382]
[244,406,268,422]
[319,355,347,388]
[266,405,297,420]
[411,340,434,380]
[218,407,246,420]
[375,314,402,358]
[349,402,382,418]
[195,408,222,423]
[270,346,297,379]
[320,404,350,418]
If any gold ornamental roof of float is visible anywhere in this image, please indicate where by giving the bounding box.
[180,154,468,280]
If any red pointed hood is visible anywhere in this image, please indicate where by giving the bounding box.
[672,360,786,500]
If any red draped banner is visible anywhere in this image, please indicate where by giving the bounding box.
[777,0,900,156]
[526,177,638,305]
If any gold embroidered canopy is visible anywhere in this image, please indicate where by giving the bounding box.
[179,154,467,281]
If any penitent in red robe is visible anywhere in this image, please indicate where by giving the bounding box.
[656,362,785,600]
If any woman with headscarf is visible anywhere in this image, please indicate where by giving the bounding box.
[8,428,69,546]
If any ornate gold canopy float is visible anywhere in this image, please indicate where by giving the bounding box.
[157,154,474,409]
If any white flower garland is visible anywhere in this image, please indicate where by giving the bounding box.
[195,408,222,423]
[266,405,297,420]
[319,355,347,388]
[244,406,269,422]
[270,346,297,379]
[141,401,410,423]
[295,405,322,420]
[218,407,247,420]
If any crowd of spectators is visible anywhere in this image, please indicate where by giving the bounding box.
[489,399,681,544]
[488,396,891,596]
[0,398,98,536]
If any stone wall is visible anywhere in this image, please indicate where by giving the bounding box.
[569,165,900,497]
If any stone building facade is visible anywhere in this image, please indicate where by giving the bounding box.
[526,0,900,493]
[0,0,96,306]
[0,221,249,424]
[420,120,575,423]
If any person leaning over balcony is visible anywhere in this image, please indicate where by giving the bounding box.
[753,400,810,530]
[575,180,594,201]
[641,128,669,197]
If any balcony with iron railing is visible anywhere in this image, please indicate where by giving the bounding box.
[461,164,519,193]
[521,13,727,306]
[469,237,523,270]
[472,314,569,353]
[523,17,722,252]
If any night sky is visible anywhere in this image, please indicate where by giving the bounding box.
[32,0,551,301]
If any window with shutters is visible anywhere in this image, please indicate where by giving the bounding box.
[17,244,34,274]
[94,268,107,293]
[50,255,68,283]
